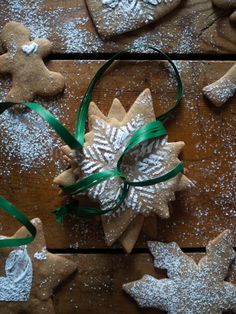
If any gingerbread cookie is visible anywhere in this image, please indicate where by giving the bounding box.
[123,230,236,313]
[0,218,77,313]
[203,63,236,106]
[0,21,65,103]
[86,0,183,38]
[54,89,192,253]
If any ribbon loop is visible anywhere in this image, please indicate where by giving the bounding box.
[0,196,36,247]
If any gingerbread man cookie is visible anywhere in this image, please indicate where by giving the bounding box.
[203,63,236,106]
[0,21,65,103]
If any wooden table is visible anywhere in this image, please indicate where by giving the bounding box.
[0,0,236,313]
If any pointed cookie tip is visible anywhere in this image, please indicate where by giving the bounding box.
[108,98,126,121]
[122,281,135,294]
[89,101,105,120]
[31,217,42,226]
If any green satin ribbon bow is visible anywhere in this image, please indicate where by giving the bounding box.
[0,46,184,221]
[0,196,36,247]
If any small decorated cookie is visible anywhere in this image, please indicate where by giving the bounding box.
[54,89,192,253]
[123,230,236,313]
[203,63,236,107]
[0,21,65,103]
[0,218,77,313]
[86,0,183,38]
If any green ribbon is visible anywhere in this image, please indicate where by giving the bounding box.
[0,196,36,247]
[0,46,184,221]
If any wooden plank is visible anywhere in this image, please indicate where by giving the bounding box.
[54,253,235,314]
[0,0,235,55]
[0,60,236,249]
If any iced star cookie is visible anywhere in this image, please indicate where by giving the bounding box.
[0,21,65,103]
[0,218,77,314]
[123,230,236,313]
[54,89,192,253]
[86,0,183,38]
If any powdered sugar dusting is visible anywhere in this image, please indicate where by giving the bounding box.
[0,69,75,176]
[155,60,236,245]
[34,246,47,260]
[0,246,33,301]
[0,0,229,54]
[124,232,236,312]
[1,0,104,53]
[203,77,236,107]
[0,101,62,174]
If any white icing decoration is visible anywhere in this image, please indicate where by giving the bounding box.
[34,246,47,260]
[124,232,236,313]
[0,246,33,301]
[21,42,38,56]
[101,0,171,8]
[77,113,185,216]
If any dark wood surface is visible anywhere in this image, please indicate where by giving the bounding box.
[0,0,236,313]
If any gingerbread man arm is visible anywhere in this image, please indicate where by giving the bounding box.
[203,63,236,107]
[34,38,52,58]
[0,53,12,74]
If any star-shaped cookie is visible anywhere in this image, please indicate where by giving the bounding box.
[0,218,77,313]
[54,89,192,253]
[123,230,236,313]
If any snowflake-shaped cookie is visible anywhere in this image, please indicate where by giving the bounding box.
[54,89,192,252]
[123,230,236,313]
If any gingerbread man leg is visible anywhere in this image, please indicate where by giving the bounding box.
[203,63,236,107]
[33,71,65,97]
[6,83,34,103]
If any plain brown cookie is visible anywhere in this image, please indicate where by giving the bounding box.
[0,21,65,103]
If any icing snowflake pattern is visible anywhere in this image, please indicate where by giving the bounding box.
[54,88,192,251]
[101,0,171,22]
[102,0,172,8]
[77,103,187,216]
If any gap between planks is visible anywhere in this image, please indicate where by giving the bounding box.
[48,248,208,254]
[47,53,236,61]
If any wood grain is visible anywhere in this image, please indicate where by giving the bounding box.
[0,0,235,55]
[0,60,236,249]
[54,253,236,314]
